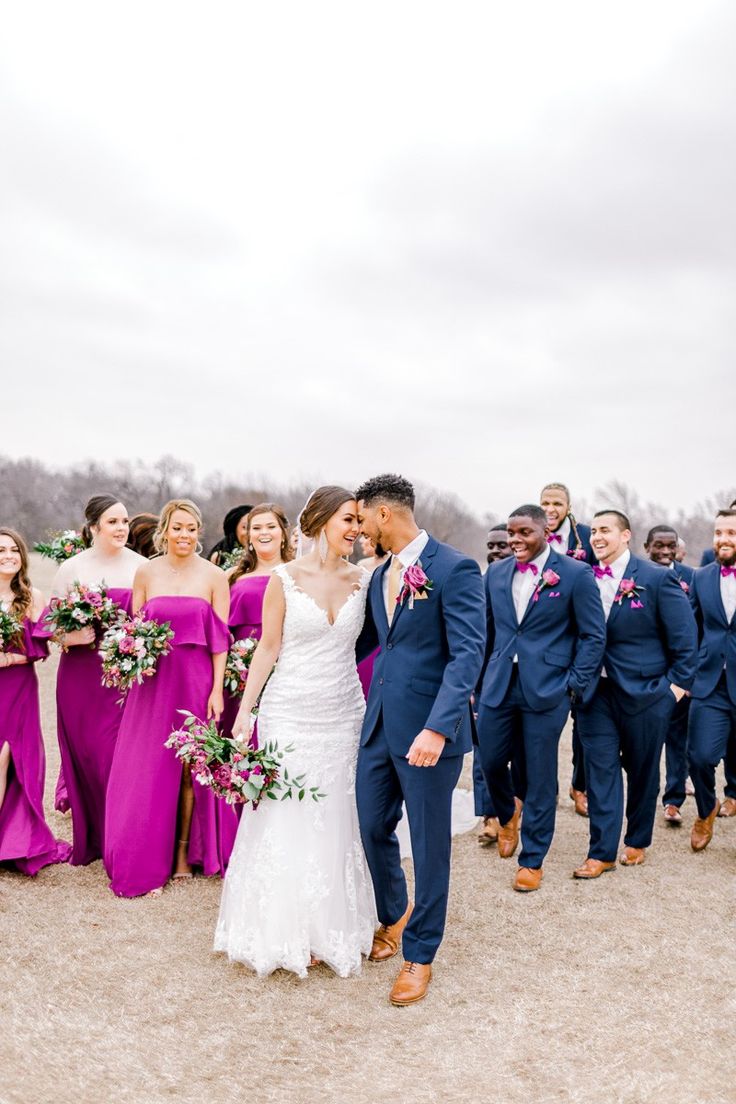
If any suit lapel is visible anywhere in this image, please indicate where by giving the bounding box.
[607,553,638,626]
[706,562,729,626]
[372,557,391,635]
[387,535,438,637]
[519,550,560,625]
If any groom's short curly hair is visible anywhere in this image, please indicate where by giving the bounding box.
[355,473,415,512]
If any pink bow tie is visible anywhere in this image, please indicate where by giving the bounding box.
[721,565,736,578]
[547,533,564,545]
[516,562,538,575]
[593,564,613,579]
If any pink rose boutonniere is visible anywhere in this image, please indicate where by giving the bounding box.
[615,578,646,608]
[678,579,690,594]
[397,563,434,610]
[567,548,587,561]
[533,568,561,602]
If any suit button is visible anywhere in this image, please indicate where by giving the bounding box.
[387,643,393,650]
[379,677,384,685]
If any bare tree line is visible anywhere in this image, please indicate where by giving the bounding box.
[0,455,732,565]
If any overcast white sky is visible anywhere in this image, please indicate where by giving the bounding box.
[1,0,733,517]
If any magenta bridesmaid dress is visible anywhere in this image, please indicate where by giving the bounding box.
[54,765,70,814]
[0,618,71,875]
[220,574,270,741]
[104,596,237,897]
[36,587,133,866]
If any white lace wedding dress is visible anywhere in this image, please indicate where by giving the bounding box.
[214,565,377,978]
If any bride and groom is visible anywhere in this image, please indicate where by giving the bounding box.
[214,474,486,1006]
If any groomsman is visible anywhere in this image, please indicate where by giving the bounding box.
[540,482,594,817]
[700,497,736,566]
[687,508,736,850]
[476,522,514,843]
[476,504,606,892]
[573,511,697,878]
[643,525,694,824]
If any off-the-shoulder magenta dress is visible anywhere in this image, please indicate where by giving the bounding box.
[104,596,237,897]
[0,618,71,875]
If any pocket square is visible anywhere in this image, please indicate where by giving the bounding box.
[630,600,644,609]
[548,592,561,598]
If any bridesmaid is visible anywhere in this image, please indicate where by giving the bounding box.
[0,529,71,875]
[44,495,146,866]
[221,504,293,742]
[104,499,236,897]
[207,504,253,567]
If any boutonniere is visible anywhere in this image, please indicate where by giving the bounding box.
[678,579,690,594]
[614,578,645,608]
[567,548,587,561]
[397,563,434,610]
[533,568,561,602]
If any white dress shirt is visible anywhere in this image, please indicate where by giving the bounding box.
[596,549,631,622]
[548,517,571,553]
[510,546,551,663]
[721,566,736,624]
[383,530,430,619]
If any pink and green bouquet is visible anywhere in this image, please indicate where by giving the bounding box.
[224,635,258,696]
[44,583,123,643]
[34,529,85,563]
[0,607,22,651]
[99,615,174,695]
[165,712,325,808]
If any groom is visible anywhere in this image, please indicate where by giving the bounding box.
[355,474,485,1006]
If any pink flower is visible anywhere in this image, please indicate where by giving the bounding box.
[542,569,560,586]
[251,764,263,775]
[679,580,689,593]
[404,565,428,590]
[619,578,636,594]
[214,765,232,786]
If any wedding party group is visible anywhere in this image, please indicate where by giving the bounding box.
[1,473,734,1008]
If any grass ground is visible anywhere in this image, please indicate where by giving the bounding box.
[1,557,733,1104]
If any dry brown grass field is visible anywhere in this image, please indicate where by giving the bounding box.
[1,557,734,1104]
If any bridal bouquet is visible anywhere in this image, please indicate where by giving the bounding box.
[99,615,174,695]
[44,583,123,644]
[165,712,325,808]
[0,608,22,651]
[34,529,85,563]
[223,635,258,696]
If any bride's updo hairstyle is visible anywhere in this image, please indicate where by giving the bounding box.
[153,499,204,555]
[82,493,121,547]
[299,486,356,539]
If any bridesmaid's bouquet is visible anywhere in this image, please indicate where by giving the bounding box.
[0,608,22,651]
[44,583,123,645]
[34,529,85,563]
[219,547,246,571]
[99,615,174,695]
[223,635,258,696]
[165,712,325,808]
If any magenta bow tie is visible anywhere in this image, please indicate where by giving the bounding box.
[547,533,564,545]
[721,565,736,578]
[516,562,538,575]
[593,564,613,579]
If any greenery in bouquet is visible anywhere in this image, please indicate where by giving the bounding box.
[219,547,246,571]
[165,712,325,808]
[44,583,123,644]
[0,607,23,650]
[34,529,85,563]
[99,615,175,696]
[223,635,258,695]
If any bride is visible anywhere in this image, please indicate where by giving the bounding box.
[214,486,377,978]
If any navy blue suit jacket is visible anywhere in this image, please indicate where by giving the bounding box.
[478,550,606,712]
[689,562,736,704]
[700,548,716,567]
[591,554,697,714]
[357,536,486,758]
[670,561,695,589]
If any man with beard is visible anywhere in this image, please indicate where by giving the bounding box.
[687,508,736,850]
[573,512,697,878]
[644,525,695,825]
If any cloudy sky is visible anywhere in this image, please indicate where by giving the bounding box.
[1,0,733,518]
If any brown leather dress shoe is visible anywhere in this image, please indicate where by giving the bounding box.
[369,903,413,962]
[619,846,646,866]
[389,962,432,1006]
[717,797,736,817]
[569,787,589,817]
[691,801,720,851]
[573,858,616,879]
[477,816,499,844]
[513,866,543,892]
[497,798,522,859]
[663,804,683,824]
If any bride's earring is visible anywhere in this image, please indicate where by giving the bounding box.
[318,530,328,564]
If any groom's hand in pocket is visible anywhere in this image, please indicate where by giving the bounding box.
[406,729,445,768]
